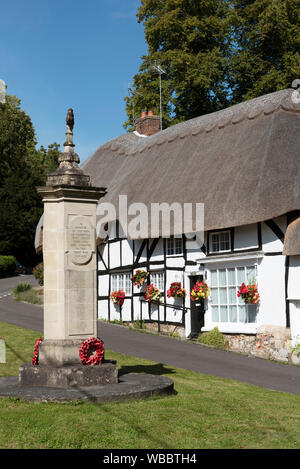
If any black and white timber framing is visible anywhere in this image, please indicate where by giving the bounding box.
[97,214,297,338]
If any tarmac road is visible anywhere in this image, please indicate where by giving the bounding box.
[0,274,38,299]
[0,276,299,395]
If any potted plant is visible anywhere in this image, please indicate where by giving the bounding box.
[237,282,259,304]
[144,283,162,304]
[167,282,186,299]
[110,290,125,306]
[190,281,210,301]
[131,269,149,288]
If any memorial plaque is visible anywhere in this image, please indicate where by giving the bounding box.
[68,216,93,265]
[0,339,6,363]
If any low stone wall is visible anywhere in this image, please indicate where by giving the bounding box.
[124,321,186,338]
[224,326,293,362]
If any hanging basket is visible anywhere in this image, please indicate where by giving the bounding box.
[190,281,210,301]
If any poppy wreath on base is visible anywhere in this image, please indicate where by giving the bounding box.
[32,337,43,365]
[79,337,105,366]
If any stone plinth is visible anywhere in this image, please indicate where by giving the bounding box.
[36,185,106,367]
[19,360,118,389]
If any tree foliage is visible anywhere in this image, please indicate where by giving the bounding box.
[124,0,231,130]
[0,96,60,265]
[229,0,300,103]
[124,0,300,130]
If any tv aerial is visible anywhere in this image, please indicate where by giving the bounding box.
[128,84,143,128]
[151,61,166,131]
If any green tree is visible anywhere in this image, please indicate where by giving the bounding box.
[27,142,60,182]
[229,0,300,103]
[124,0,231,130]
[125,0,300,130]
[0,96,60,266]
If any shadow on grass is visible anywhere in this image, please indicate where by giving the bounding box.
[5,342,27,364]
[118,362,176,377]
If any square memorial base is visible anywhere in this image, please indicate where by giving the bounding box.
[19,361,118,389]
[38,339,97,367]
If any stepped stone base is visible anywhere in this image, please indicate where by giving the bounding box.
[19,360,118,389]
[0,373,174,403]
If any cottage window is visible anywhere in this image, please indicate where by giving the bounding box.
[167,237,183,255]
[111,273,131,295]
[209,231,231,253]
[209,265,257,324]
[150,272,165,291]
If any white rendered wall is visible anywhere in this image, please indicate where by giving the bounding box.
[287,256,300,346]
[289,301,300,346]
[257,255,286,327]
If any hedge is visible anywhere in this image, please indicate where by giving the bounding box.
[0,255,16,277]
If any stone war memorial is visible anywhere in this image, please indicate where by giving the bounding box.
[0,109,173,402]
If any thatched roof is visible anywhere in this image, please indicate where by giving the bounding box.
[82,88,300,234]
[36,88,300,253]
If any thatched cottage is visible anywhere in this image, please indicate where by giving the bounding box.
[37,88,300,361]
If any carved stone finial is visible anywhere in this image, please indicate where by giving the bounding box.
[46,108,90,187]
[64,108,75,149]
[66,108,74,131]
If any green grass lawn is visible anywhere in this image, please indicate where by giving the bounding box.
[0,321,300,449]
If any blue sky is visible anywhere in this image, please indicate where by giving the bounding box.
[0,0,147,162]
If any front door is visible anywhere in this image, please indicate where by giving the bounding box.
[189,274,205,337]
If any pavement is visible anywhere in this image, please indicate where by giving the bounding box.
[0,275,300,395]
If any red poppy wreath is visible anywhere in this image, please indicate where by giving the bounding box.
[32,337,43,365]
[79,337,105,366]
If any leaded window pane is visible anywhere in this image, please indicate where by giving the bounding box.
[219,269,226,287]
[210,288,218,305]
[229,287,236,304]
[247,305,257,323]
[228,268,235,286]
[211,306,219,322]
[220,306,228,322]
[219,287,227,304]
[229,305,237,322]
[239,305,246,323]
[237,267,246,285]
[211,270,218,287]
[246,266,256,283]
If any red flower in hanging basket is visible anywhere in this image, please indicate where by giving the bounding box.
[237,282,259,304]
[32,337,43,365]
[79,337,105,366]
[167,282,186,299]
[190,281,210,301]
[144,283,162,303]
[110,290,125,306]
[131,269,149,288]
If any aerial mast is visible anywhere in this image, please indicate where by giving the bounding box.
[151,62,166,131]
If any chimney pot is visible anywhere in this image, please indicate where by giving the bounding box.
[135,111,160,136]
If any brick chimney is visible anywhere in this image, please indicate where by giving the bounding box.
[135,110,160,136]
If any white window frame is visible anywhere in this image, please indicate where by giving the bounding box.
[200,254,262,334]
[111,273,131,295]
[167,237,183,256]
[150,271,165,291]
[209,230,231,254]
